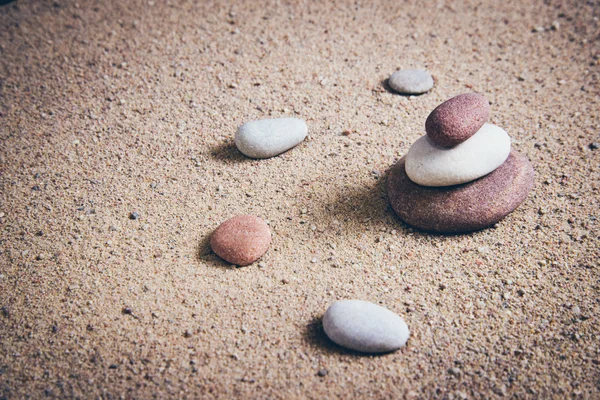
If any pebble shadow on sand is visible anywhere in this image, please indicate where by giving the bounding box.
[209,140,253,165]
[195,231,236,269]
[303,317,382,357]
[380,78,429,97]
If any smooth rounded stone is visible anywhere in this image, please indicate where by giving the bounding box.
[426,93,490,147]
[405,123,511,187]
[210,215,271,266]
[387,150,534,233]
[234,118,308,159]
[323,300,410,353]
[388,69,434,94]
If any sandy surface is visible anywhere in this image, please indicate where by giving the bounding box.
[0,0,599,398]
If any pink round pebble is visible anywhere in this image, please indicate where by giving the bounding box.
[210,215,271,266]
[425,93,490,148]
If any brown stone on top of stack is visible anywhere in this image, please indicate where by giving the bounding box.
[425,93,491,148]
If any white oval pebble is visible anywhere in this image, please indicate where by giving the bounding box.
[405,123,511,187]
[323,300,410,353]
[388,69,434,94]
[234,118,308,159]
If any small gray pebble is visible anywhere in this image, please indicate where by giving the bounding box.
[388,69,434,94]
[129,212,139,220]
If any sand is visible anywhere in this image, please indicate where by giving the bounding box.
[0,0,599,398]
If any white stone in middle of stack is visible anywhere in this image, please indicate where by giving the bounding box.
[404,123,511,187]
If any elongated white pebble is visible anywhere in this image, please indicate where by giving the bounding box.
[323,300,410,353]
[235,118,307,159]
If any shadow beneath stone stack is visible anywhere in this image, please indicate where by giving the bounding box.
[310,165,413,236]
[320,162,490,238]
[328,171,390,221]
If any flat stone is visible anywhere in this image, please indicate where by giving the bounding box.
[210,215,271,266]
[387,151,534,233]
[323,300,410,353]
[388,69,434,95]
[405,123,511,187]
[425,93,491,147]
[235,118,308,159]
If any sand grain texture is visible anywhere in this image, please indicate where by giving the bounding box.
[0,0,599,398]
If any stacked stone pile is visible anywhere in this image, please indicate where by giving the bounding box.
[388,93,534,233]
